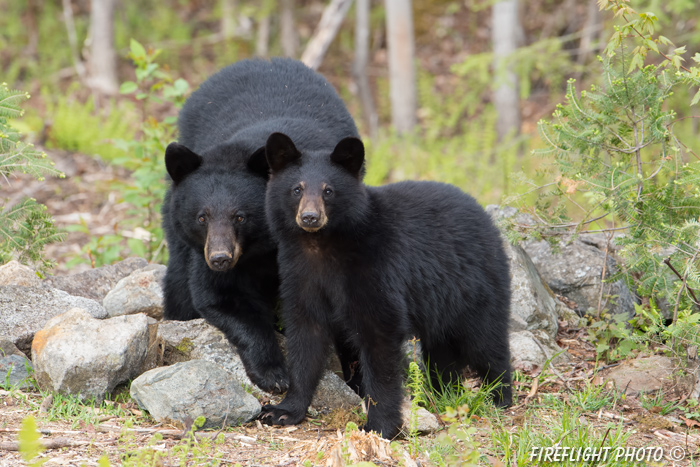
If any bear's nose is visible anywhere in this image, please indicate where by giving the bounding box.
[210,253,233,271]
[301,212,320,226]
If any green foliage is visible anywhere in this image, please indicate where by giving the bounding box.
[506,4,700,363]
[587,311,639,363]
[491,406,632,466]
[509,46,700,327]
[114,39,189,264]
[18,416,46,467]
[69,39,189,268]
[639,390,681,415]
[0,83,64,272]
[421,365,500,417]
[405,361,425,456]
[43,89,137,162]
[42,392,133,430]
[428,405,480,467]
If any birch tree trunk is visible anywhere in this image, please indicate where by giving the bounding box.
[353,0,378,139]
[492,0,522,145]
[221,0,237,39]
[280,0,298,58]
[88,0,118,96]
[256,14,270,57]
[301,0,354,70]
[384,0,416,134]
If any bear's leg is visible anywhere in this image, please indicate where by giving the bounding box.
[422,341,464,392]
[260,295,332,425]
[469,342,513,408]
[162,239,199,321]
[334,333,363,396]
[201,300,290,394]
[358,339,405,439]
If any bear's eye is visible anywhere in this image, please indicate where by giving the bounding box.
[235,215,246,224]
[293,186,302,196]
[197,215,206,224]
[323,187,334,196]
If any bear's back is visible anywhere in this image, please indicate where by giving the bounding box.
[178,58,357,155]
[368,181,510,319]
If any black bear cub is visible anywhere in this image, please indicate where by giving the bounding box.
[260,133,512,439]
[161,58,359,394]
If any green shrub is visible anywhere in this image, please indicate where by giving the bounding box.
[0,83,64,273]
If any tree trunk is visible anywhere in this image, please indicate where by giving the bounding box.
[23,0,40,59]
[353,0,378,139]
[301,0,354,70]
[491,0,521,144]
[578,0,600,66]
[384,0,416,134]
[88,0,118,96]
[256,14,270,57]
[221,0,237,39]
[280,0,298,58]
[62,0,86,82]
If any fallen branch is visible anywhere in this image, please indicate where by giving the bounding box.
[0,437,88,452]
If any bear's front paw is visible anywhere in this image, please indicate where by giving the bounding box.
[259,404,305,426]
[249,366,290,395]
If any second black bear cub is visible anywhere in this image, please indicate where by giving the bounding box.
[261,132,512,439]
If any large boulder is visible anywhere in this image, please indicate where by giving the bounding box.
[130,359,261,429]
[103,264,166,319]
[0,261,42,287]
[158,319,361,410]
[523,236,637,317]
[45,257,148,302]
[0,285,106,353]
[31,308,158,400]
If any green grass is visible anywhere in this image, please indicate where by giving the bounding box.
[364,123,528,206]
[43,89,138,162]
[490,406,633,466]
[639,390,681,416]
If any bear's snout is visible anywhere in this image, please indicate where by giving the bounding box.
[209,251,234,271]
[301,211,320,227]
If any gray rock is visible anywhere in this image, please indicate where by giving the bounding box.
[0,337,25,358]
[130,359,261,429]
[0,354,34,389]
[509,330,569,372]
[45,257,148,302]
[103,264,166,319]
[486,205,561,338]
[0,285,106,353]
[400,399,440,434]
[523,236,637,317]
[506,243,559,338]
[601,355,676,396]
[311,371,362,410]
[158,319,361,410]
[0,261,41,287]
[31,308,153,400]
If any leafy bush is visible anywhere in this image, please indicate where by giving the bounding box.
[68,39,189,267]
[0,83,64,273]
[506,1,700,359]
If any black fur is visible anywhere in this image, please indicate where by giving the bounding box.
[260,134,512,438]
[161,58,358,394]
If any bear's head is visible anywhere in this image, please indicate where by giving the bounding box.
[264,132,366,235]
[165,142,271,271]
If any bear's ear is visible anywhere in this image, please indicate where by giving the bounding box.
[266,132,301,173]
[247,146,270,178]
[330,137,364,179]
[165,143,202,185]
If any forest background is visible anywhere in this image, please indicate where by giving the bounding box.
[3,0,700,464]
